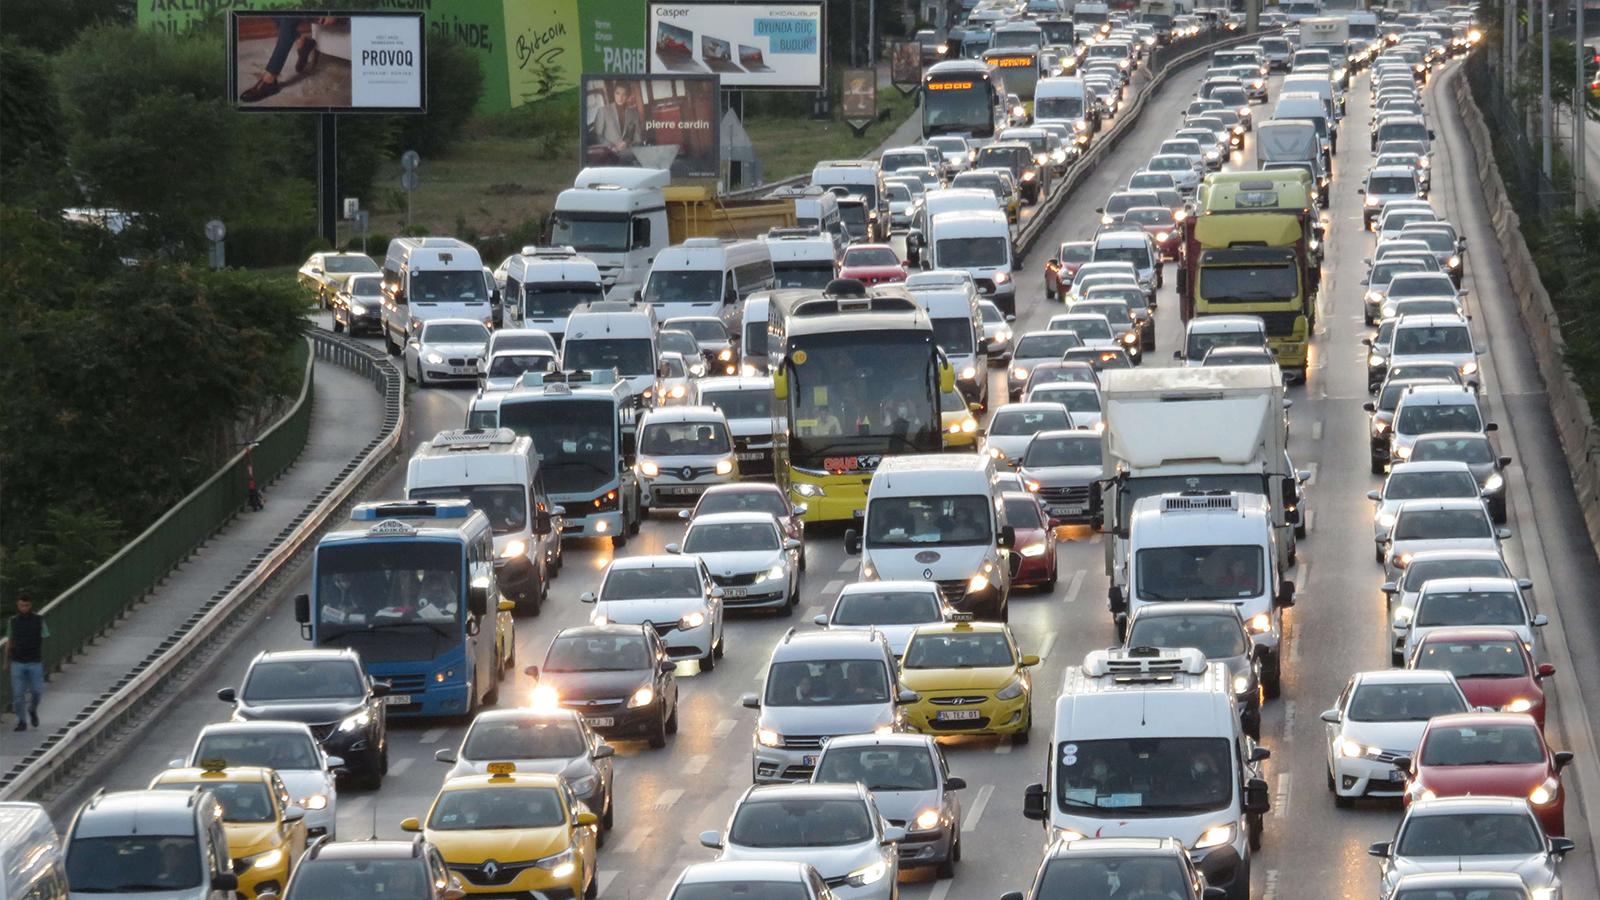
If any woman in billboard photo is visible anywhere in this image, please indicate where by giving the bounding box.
[238,15,343,104]
[589,81,647,164]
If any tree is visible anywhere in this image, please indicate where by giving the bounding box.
[0,0,133,53]
[393,38,484,157]
[0,38,78,211]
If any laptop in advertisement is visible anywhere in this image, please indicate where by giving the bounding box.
[655,21,705,72]
[702,35,745,72]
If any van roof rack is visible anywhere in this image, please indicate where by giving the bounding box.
[1082,646,1209,681]
[430,428,518,449]
[1159,492,1239,512]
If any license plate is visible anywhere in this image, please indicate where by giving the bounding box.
[802,755,819,766]
[383,694,412,706]
[936,709,982,720]
[658,486,696,495]
[853,509,865,518]
[722,587,748,598]
[586,716,615,728]
[737,452,763,461]
[451,367,476,376]
[1050,505,1082,516]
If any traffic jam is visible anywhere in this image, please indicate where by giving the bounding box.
[43,1,1593,899]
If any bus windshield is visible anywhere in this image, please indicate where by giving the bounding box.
[498,398,617,493]
[313,540,464,662]
[924,79,998,138]
[786,330,941,467]
[1198,265,1299,302]
[548,213,630,253]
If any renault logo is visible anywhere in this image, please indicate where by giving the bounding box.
[681,466,695,480]
[482,859,500,879]
[922,568,934,580]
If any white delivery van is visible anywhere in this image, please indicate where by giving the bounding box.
[812,160,890,239]
[549,167,670,301]
[1176,316,1269,365]
[406,428,561,614]
[905,270,989,409]
[911,188,1009,267]
[1272,92,1336,156]
[846,454,1015,621]
[380,237,494,355]
[501,245,604,344]
[1120,491,1295,695]
[924,209,1018,316]
[562,300,660,403]
[771,185,848,254]
[740,293,773,375]
[763,228,840,290]
[642,238,773,334]
[1033,77,1095,147]
[1023,647,1272,900]
[0,802,67,900]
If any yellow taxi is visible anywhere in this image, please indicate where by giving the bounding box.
[898,617,1039,743]
[940,389,979,449]
[148,761,307,897]
[403,763,599,898]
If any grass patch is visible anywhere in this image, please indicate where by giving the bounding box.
[746,86,917,180]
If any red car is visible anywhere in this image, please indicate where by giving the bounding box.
[837,244,907,285]
[1001,490,1058,589]
[1406,626,1555,730]
[686,483,807,570]
[1401,712,1572,836]
[1043,240,1095,300]
[1121,206,1181,259]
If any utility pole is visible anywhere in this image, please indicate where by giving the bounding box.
[1577,0,1589,210]
[1542,0,1553,178]
[870,0,878,69]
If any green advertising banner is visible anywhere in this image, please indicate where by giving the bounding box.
[137,0,645,113]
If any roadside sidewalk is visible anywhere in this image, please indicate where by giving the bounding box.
[0,358,386,771]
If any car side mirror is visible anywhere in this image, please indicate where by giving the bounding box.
[1249,746,1271,763]
[498,598,516,612]
[434,748,457,764]
[213,873,240,893]
[741,692,760,709]
[699,830,724,849]
[1361,337,1373,346]
[1498,456,1514,469]
[1531,613,1549,627]
[467,581,490,617]
[524,665,540,680]
[1021,654,1041,668]
[1496,527,1513,540]
[1367,490,1382,501]
[1517,577,1534,590]
[1551,836,1576,856]
[1203,890,1228,900]
[217,687,237,704]
[284,804,306,822]
[814,614,830,627]
[1368,841,1392,858]
[882,825,907,844]
[711,586,726,599]
[294,593,310,624]
[1553,750,1574,770]
[595,744,616,759]
[1537,662,1556,679]
[1483,422,1498,432]
[1362,402,1376,413]
[580,592,597,604]
[534,510,552,535]
[665,543,682,554]
[999,525,1016,549]
[897,689,921,705]
[1023,782,1048,820]
[946,776,967,791]
[844,529,862,555]
[1381,581,1398,594]
[1393,756,1413,775]
[1320,708,1341,724]
[1276,580,1295,608]
[785,538,803,551]
[792,503,808,516]
[1242,777,1270,814]
[660,659,677,673]
[400,817,422,833]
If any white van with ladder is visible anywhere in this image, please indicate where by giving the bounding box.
[1023,646,1271,900]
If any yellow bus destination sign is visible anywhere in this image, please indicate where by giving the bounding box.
[990,55,1036,67]
[926,80,976,90]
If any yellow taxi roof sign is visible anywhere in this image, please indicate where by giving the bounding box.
[486,762,517,777]
[949,612,975,624]
[199,758,229,775]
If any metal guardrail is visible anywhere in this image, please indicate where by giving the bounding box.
[0,330,405,802]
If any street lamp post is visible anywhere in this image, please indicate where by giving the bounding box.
[1542,0,1553,178]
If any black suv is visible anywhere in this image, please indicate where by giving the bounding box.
[279,836,461,898]
[218,648,390,788]
[1002,836,1226,900]
[974,141,1049,204]
[525,623,680,749]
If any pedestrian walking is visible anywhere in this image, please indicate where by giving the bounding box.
[3,594,48,732]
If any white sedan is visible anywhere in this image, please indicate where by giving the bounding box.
[403,318,491,387]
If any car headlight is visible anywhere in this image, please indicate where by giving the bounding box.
[1529,778,1559,806]
[1366,290,1385,304]
[1205,150,1220,160]
[1504,697,1533,713]
[1194,824,1235,850]
[1418,156,1431,168]
[994,271,1011,284]
[948,422,962,434]
[302,793,328,811]
[1396,552,1414,569]
[531,682,561,709]
[847,860,889,886]
[1368,353,1386,367]
[757,727,782,747]
[1101,214,1115,225]
[1025,479,1041,492]
[988,447,1007,461]
[1232,674,1251,695]
[678,610,706,630]
[690,363,708,377]
[960,365,977,380]
[1365,195,1381,206]
[968,573,991,593]
[348,302,366,315]
[718,348,733,361]
[793,482,825,498]
[1246,613,1272,634]
[535,846,576,877]
[667,385,687,399]
[913,808,942,831]
[1393,444,1412,460]
[638,460,660,477]
[996,327,1012,342]
[498,539,528,559]
[1459,361,1478,376]
[995,676,1026,700]
[567,774,598,795]
[715,459,735,475]
[628,685,656,708]
[337,710,372,733]
[1484,472,1505,492]
[425,351,445,365]
[961,418,977,433]
[1055,828,1087,843]
[1023,170,1039,181]
[1020,542,1046,558]
[1393,606,1415,625]
[248,848,285,871]
[763,563,787,582]
[1377,511,1397,529]
[1447,255,1461,268]
[1011,367,1030,381]
[1155,231,1170,242]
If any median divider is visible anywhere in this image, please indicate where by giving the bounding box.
[0,330,405,806]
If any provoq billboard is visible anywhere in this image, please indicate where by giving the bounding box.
[230,11,426,113]
[648,2,824,90]
[580,74,721,178]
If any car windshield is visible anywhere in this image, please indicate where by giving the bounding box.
[672,886,813,900]
[866,495,992,546]
[1396,403,1483,435]
[846,247,902,268]
[685,521,780,553]
[243,658,364,702]
[980,303,1006,324]
[1416,590,1524,627]
[1036,856,1191,899]
[410,271,489,305]
[1373,262,1427,286]
[1411,437,1496,465]
[602,566,701,600]
[641,420,731,455]
[764,660,890,706]
[645,270,723,304]
[67,836,201,891]
[408,484,528,535]
[816,745,937,791]
[1136,545,1264,601]
[524,284,602,318]
[1413,638,1528,678]
[1368,175,1418,195]
[1059,244,1095,264]
[1122,208,1173,227]
[1187,329,1264,359]
[464,716,589,759]
[1396,812,1543,857]
[486,354,556,379]
[1054,317,1113,340]
[1036,95,1084,119]
[1394,325,1473,356]
[1106,193,1156,215]
[729,798,875,848]
[1017,333,1083,359]
[932,317,976,355]
[1077,303,1133,328]
[903,631,1014,669]
[549,214,630,253]
[1393,889,1526,900]
[324,256,379,274]
[1056,737,1231,814]
[562,337,655,376]
[668,319,730,342]
[1023,434,1101,466]
[347,275,382,296]
[887,184,912,203]
[1148,156,1190,173]
[696,489,786,519]
[832,590,943,626]
[935,237,1009,268]
[774,262,839,290]
[151,780,274,822]
[1004,496,1046,527]
[1422,722,1545,766]
[1394,508,1491,541]
[1390,276,1457,297]
[744,319,769,357]
[1406,231,1457,252]
[429,787,565,830]
[1348,681,1467,721]
[194,732,320,771]
[1386,471,1481,500]
[424,323,490,344]
[661,356,688,378]
[991,407,1071,436]
[544,631,653,673]
[1064,348,1131,369]
[1127,614,1249,658]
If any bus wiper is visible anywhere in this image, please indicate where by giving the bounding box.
[365,619,456,641]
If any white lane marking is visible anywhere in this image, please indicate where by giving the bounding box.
[804,605,823,620]
[823,579,845,596]
[655,788,685,810]
[837,558,855,574]
[389,757,414,777]
[1305,509,1316,533]
[1311,421,1324,442]
[1037,633,1057,662]
[1283,700,1296,742]
[1062,569,1087,604]
[994,741,1013,755]
[1262,869,1279,900]
[420,728,447,744]
[962,784,995,832]
[1302,462,1318,486]
[615,827,651,854]
[928,883,953,900]
[596,869,620,896]
[683,754,710,775]
[713,718,737,738]
[1273,772,1292,819]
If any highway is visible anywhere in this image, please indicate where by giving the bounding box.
[61,50,1600,900]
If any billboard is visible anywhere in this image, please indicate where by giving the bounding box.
[230,12,425,112]
[581,74,721,178]
[647,2,824,90]
[890,41,922,89]
[840,68,877,124]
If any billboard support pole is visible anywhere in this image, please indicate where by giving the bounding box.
[317,114,338,246]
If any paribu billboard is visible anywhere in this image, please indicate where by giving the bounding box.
[646,2,824,90]
[138,0,647,113]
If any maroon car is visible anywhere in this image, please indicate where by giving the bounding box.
[1044,241,1094,300]
[1402,712,1572,836]
[1121,206,1181,259]
[1001,491,1058,589]
[1407,626,1554,730]
[838,244,907,286]
[684,483,806,570]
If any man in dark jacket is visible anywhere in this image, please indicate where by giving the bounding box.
[3,595,47,731]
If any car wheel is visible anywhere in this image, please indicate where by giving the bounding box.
[1248,814,1263,852]
[332,316,345,334]
[648,712,669,749]
[505,639,516,671]
[799,547,808,572]
[1260,653,1282,700]
[714,632,725,659]
[603,790,616,829]
[483,669,500,706]
[585,865,599,900]
[1295,520,1308,539]
[701,643,717,672]
[1044,560,1058,591]
[1370,457,1385,475]
[936,846,957,879]
[1013,703,1031,745]
[611,532,628,549]
[666,699,680,734]
[383,329,399,355]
